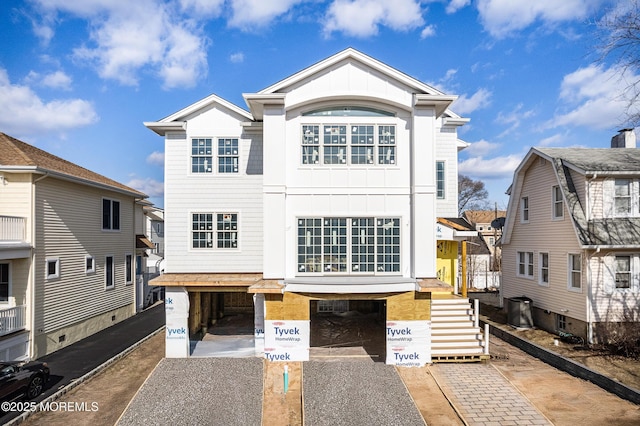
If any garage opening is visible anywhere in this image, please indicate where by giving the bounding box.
[189,291,255,357]
[309,299,386,362]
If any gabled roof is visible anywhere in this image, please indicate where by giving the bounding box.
[243,48,464,121]
[462,210,507,225]
[144,93,253,136]
[502,146,640,248]
[0,132,146,198]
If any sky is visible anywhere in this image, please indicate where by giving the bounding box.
[0,0,638,210]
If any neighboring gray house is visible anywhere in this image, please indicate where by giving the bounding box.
[0,132,150,360]
[501,129,640,343]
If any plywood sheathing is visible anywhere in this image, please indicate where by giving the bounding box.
[387,291,431,321]
[265,293,310,321]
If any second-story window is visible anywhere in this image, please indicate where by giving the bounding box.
[520,197,529,223]
[191,213,238,249]
[552,186,564,219]
[192,138,213,173]
[218,138,239,173]
[436,161,445,199]
[102,199,120,230]
[301,124,396,166]
[614,179,632,216]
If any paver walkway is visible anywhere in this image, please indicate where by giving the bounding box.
[430,363,552,426]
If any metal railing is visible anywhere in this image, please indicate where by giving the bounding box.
[0,216,26,241]
[0,305,27,336]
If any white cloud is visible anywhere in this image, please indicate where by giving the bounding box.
[228,0,304,29]
[445,0,470,14]
[323,0,424,38]
[179,0,225,16]
[0,68,98,137]
[127,177,164,197]
[547,64,640,130]
[42,71,73,90]
[458,154,523,180]
[464,139,501,157]
[495,103,535,137]
[420,24,436,39]
[230,52,245,63]
[146,151,165,166]
[31,0,208,89]
[452,88,492,115]
[476,0,604,39]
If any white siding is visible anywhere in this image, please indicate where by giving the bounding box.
[33,178,136,333]
[163,104,263,274]
[0,173,33,242]
[502,156,587,321]
[435,124,460,218]
[589,252,640,322]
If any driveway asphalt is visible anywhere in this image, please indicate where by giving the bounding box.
[0,303,165,425]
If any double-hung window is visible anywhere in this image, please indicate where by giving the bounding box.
[539,252,549,285]
[568,254,582,291]
[552,186,563,219]
[301,124,396,166]
[192,213,238,249]
[615,255,632,289]
[297,217,400,274]
[521,197,529,222]
[517,251,533,278]
[614,179,632,216]
[102,199,120,230]
[218,138,239,173]
[192,138,213,173]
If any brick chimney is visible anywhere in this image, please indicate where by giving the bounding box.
[611,128,636,148]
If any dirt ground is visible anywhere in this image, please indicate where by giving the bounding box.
[19,310,640,426]
[479,302,640,391]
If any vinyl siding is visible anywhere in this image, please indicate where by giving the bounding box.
[33,177,135,333]
[502,156,587,321]
[435,124,460,218]
[589,252,640,322]
[163,106,264,273]
[0,173,33,242]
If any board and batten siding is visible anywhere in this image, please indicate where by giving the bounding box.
[163,114,264,274]
[33,177,136,334]
[502,156,587,321]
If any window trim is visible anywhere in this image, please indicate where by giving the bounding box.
[520,197,529,223]
[85,255,95,274]
[436,161,445,200]
[538,252,549,286]
[105,255,115,290]
[0,263,10,304]
[45,257,60,280]
[217,138,239,174]
[102,198,121,231]
[568,253,582,292]
[190,211,240,251]
[300,122,397,167]
[125,253,133,285]
[517,251,534,279]
[552,185,564,220]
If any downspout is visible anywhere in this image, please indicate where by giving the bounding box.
[585,173,598,345]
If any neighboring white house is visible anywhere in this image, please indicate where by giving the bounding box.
[501,129,640,343]
[146,48,485,364]
[0,132,150,360]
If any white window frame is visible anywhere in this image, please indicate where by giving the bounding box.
[552,185,564,219]
[45,257,60,280]
[612,254,640,292]
[297,216,401,276]
[517,251,534,279]
[85,255,95,274]
[436,161,445,199]
[191,138,213,173]
[568,253,582,292]
[105,255,115,290]
[520,197,529,223]
[102,198,120,231]
[125,253,133,285]
[539,252,549,286]
[300,122,397,167]
[190,212,239,250]
[217,138,239,173]
[0,263,10,304]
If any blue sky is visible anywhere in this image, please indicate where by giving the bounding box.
[1,0,638,209]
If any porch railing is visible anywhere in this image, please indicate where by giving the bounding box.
[0,216,26,242]
[0,305,27,337]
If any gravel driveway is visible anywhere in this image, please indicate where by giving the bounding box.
[303,361,426,426]
[117,358,263,426]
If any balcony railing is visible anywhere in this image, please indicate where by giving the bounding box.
[0,305,27,337]
[0,216,26,242]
